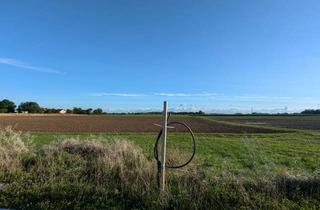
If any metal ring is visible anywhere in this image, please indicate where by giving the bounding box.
[154,121,196,169]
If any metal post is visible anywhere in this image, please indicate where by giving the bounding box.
[160,101,168,191]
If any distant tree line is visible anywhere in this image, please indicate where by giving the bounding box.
[300,109,320,114]
[3,98,319,115]
[0,99,104,115]
[0,99,206,115]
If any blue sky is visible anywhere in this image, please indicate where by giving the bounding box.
[1,0,320,113]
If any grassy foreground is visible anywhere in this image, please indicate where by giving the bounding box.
[0,129,320,209]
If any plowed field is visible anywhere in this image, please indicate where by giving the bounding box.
[0,115,280,133]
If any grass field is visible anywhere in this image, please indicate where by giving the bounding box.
[1,115,320,209]
[30,131,320,175]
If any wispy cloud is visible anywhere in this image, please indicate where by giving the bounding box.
[154,93,216,97]
[232,95,293,100]
[0,57,65,75]
[89,92,318,105]
[91,92,217,97]
[90,92,216,97]
[91,92,145,97]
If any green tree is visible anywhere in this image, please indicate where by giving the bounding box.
[92,108,103,115]
[73,107,84,114]
[72,107,93,115]
[197,110,205,115]
[86,108,93,115]
[43,108,59,114]
[0,99,16,113]
[18,102,42,113]
[66,109,73,114]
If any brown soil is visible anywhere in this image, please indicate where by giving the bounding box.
[0,115,279,133]
[210,116,320,130]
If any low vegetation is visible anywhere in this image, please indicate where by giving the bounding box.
[0,129,319,209]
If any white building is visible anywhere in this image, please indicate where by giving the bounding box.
[59,109,66,114]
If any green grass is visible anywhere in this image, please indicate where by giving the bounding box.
[30,131,320,176]
[1,128,320,209]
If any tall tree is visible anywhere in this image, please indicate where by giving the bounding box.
[0,99,16,113]
[18,102,42,113]
[93,108,103,115]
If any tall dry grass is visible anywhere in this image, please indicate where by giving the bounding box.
[56,139,155,192]
[0,128,29,174]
